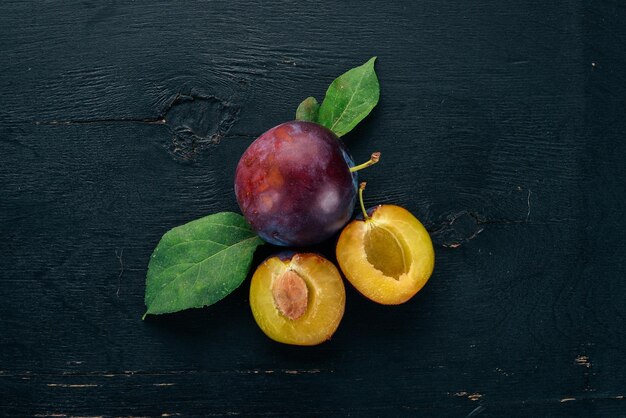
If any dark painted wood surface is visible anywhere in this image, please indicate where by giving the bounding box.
[1,0,625,416]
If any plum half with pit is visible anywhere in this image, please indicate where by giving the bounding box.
[249,252,346,346]
[234,121,357,246]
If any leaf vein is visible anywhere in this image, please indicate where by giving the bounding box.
[159,238,230,252]
[329,70,368,132]
[148,236,261,310]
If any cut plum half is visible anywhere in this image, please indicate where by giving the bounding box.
[249,253,346,346]
[336,184,435,305]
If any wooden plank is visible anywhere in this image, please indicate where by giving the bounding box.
[1,0,624,416]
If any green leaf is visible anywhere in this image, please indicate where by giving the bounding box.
[295,96,320,122]
[144,212,264,318]
[318,56,380,137]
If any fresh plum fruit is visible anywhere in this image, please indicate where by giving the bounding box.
[234,121,357,246]
[336,183,435,305]
[249,252,346,346]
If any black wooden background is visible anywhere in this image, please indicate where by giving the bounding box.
[1,0,625,416]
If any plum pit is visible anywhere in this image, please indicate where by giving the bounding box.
[271,270,308,320]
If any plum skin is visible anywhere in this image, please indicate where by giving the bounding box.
[235,121,357,246]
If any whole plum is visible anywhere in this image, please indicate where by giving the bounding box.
[234,121,357,246]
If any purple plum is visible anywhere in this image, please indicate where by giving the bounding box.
[234,121,357,246]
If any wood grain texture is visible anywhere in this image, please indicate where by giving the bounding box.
[1,0,625,416]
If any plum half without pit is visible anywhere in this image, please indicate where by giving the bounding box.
[336,183,435,305]
[234,121,358,247]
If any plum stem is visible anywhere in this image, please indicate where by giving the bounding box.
[349,152,381,173]
[359,182,370,221]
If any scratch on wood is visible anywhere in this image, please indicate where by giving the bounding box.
[494,367,511,376]
[574,354,595,393]
[4,368,328,380]
[465,405,486,417]
[526,189,532,221]
[285,369,321,375]
[453,391,483,401]
[72,416,103,418]
[34,415,102,418]
[237,369,273,374]
[153,383,176,387]
[560,394,624,402]
[34,118,166,126]
[575,355,591,368]
[115,248,124,298]
[46,383,100,388]
[238,368,322,375]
